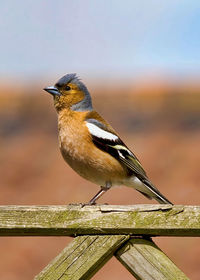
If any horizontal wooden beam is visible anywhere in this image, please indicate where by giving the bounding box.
[0,204,200,236]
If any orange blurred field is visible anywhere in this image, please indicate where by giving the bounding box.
[0,79,200,279]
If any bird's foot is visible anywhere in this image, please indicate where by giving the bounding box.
[81,201,96,208]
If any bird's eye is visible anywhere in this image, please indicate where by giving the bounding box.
[64,85,71,91]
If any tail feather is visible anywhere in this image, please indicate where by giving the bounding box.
[142,179,173,205]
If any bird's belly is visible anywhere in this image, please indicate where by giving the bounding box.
[60,138,127,186]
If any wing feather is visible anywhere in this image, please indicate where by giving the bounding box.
[85,118,147,179]
[85,118,172,205]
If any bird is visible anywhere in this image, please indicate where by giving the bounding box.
[44,73,172,205]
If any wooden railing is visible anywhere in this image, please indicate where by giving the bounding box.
[1,204,199,279]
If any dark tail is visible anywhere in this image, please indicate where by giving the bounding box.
[142,179,173,205]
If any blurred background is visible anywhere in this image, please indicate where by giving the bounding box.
[0,0,200,279]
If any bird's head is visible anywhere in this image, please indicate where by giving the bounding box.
[44,73,93,112]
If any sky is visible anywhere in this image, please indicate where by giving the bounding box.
[0,0,200,80]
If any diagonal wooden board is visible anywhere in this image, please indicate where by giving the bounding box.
[34,235,129,280]
[115,238,189,280]
[34,235,189,280]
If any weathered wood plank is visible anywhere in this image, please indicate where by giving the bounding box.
[0,204,200,236]
[115,238,189,280]
[34,235,129,280]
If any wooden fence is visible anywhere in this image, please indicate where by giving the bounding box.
[1,204,199,279]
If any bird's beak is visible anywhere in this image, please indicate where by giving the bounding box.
[43,86,61,96]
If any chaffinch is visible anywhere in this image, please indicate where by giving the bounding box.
[44,73,172,205]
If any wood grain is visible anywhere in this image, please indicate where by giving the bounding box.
[0,204,199,236]
[115,238,189,280]
[34,235,129,280]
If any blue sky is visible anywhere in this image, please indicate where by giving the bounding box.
[0,0,200,79]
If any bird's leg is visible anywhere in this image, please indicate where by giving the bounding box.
[88,188,106,205]
[88,182,112,205]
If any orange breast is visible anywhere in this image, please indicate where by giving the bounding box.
[58,109,127,186]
